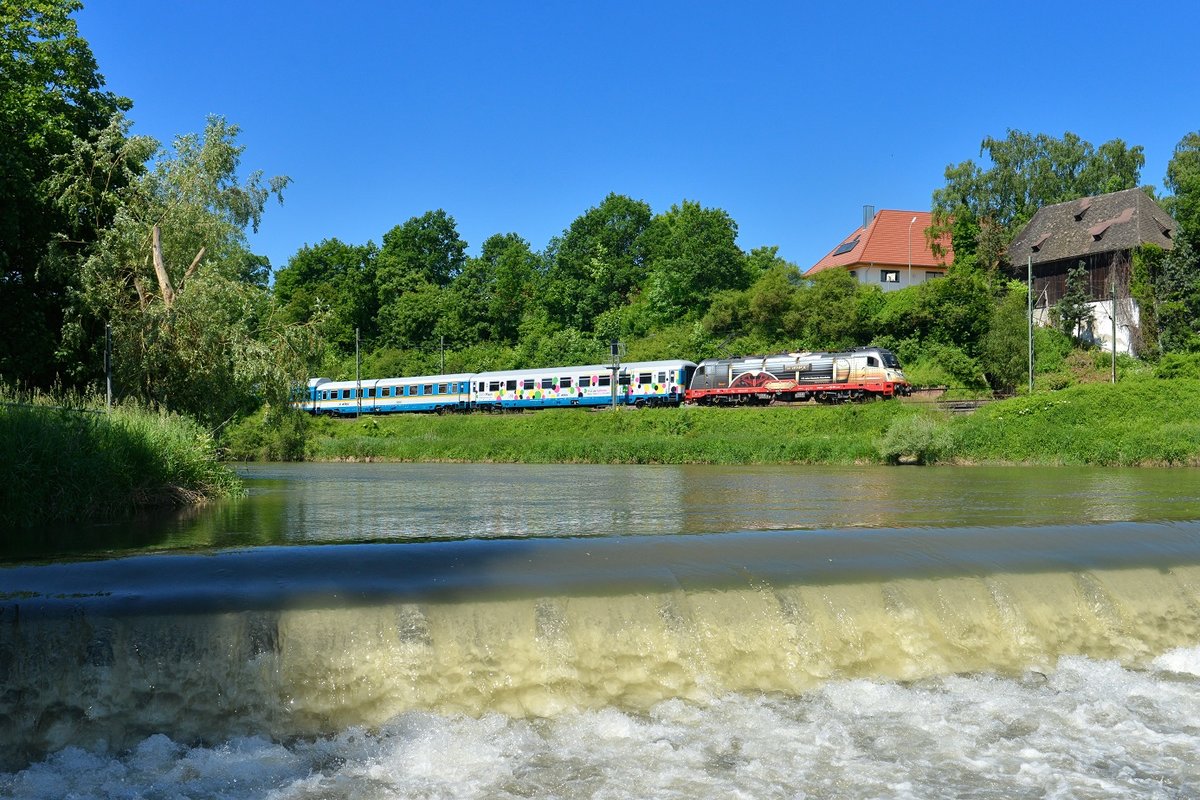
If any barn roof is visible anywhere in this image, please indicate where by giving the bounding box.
[1007,188,1176,267]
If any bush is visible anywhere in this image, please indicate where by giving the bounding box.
[877,412,956,465]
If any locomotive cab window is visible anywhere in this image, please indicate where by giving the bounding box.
[867,357,879,367]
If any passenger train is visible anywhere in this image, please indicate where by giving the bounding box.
[296,348,909,416]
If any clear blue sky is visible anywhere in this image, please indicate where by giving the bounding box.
[77,0,1199,274]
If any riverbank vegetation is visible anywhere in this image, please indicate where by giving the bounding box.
[224,377,1200,468]
[6,1,1200,507]
[0,398,241,528]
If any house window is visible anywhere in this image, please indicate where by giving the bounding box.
[849,270,858,279]
[926,271,942,280]
[881,270,900,283]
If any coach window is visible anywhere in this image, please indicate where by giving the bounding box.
[658,371,667,383]
[540,377,553,389]
[881,270,900,283]
[598,374,611,387]
[638,372,651,384]
[342,389,351,400]
[522,378,534,390]
[365,388,373,398]
[560,377,573,388]
[423,384,433,395]
[438,384,447,394]
[489,381,500,392]
[505,379,516,391]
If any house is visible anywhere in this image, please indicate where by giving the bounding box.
[805,206,953,290]
[1006,188,1176,355]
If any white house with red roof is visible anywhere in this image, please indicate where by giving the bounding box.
[805,206,953,290]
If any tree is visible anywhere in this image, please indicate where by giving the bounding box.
[540,193,652,330]
[1055,262,1095,341]
[61,115,305,426]
[642,200,749,318]
[376,209,467,300]
[0,0,131,387]
[930,130,1144,269]
[1164,131,1200,241]
[448,232,538,345]
[273,238,378,352]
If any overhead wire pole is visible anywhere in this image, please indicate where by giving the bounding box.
[105,322,112,412]
[1111,260,1118,384]
[355,327,361,419]
[610,340,620,411]
[1027,255,1034,394]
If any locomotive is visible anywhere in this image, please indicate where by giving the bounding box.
[296,348,909,416]
[686,347,909,405]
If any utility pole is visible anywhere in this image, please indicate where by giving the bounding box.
[355,326,361,418]
[105,322,112,412]
[610,339,621,411]
[440,335,445,375]
[1027,256,1034,394]
[1111,264,1118,384]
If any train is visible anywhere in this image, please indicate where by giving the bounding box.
[296,347,909,416]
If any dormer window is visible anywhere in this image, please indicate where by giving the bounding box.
[1074,198,1092,221]
[1089,221,1111,241]
[1031,232,1050,252]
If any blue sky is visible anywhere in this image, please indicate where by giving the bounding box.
[77,1,1199,274]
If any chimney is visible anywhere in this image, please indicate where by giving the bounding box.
[863,205,875,230]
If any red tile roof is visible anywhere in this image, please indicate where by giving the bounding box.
[805,210,953,276]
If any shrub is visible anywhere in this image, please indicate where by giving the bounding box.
[878,412,956,465]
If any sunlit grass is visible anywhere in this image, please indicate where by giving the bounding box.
[0,395,241,527]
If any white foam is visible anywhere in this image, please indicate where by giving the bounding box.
[4,653,1197,800]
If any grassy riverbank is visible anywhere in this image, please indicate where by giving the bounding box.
[225,378,1200,467]
[1,400,242,528]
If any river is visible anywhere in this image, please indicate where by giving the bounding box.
[3,463,1200,798]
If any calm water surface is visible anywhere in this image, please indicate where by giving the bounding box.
[4,462,1200,798]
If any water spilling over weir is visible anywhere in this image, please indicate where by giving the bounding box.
[6,521,1200,776]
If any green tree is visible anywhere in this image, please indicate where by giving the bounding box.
[979,281,1030,391]
[273,238,378,352]
[61,115,306,426]
[448,232,538,345]
[0,0,131,387]
[540,193,652,330]
[1163,131,1200,239]
[376,209,467,301]
[1055,262,1095,341]
[642,200,748,318]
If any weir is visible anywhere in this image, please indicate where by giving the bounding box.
[4,523,1200,770]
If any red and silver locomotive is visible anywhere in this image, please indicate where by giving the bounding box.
[685,347,910,405]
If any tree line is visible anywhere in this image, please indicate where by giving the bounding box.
[4,0,1200,434]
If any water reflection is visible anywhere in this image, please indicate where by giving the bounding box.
[7,463,1200,562]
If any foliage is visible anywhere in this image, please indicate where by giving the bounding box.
[978,280,1029,391]
[1054,262,1095,341]
[273,238,378,351]
[1163,131,1200,239]
[642,200,749,318]
[0,0,131,387]
[878,412,956,465]
[0,396,240,527]
[540,194,652,331]
[59,116,314,428]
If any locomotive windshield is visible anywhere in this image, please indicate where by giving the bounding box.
[879,350,902,369]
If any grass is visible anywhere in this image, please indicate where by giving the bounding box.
[224,378,1200,469]
[0,398,242,528]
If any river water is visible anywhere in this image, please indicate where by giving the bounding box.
[4,463,1200,798]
